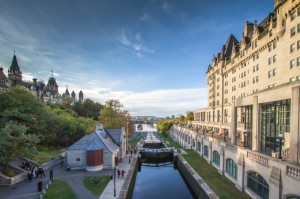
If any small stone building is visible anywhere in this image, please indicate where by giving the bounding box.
[67,124,126,171]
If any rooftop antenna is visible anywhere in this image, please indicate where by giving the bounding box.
[51,69,54,78]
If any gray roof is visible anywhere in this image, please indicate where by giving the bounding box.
[68,131,118,153]
[106,128,124,146]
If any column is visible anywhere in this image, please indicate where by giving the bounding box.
[252,96,259,151]
[290,86,300,164]
[230,101,237,144]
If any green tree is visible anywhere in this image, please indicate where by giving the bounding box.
[0,122,39,169]
[184,111,194,124]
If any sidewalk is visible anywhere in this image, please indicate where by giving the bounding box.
[99,154,132,199]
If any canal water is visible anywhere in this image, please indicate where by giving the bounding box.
[132,124,195,199]
[132,164,195,199]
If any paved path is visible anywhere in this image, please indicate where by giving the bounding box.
[1,155,133,199]
[99,155,132,199]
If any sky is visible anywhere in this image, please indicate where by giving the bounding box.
[0,0,273,117]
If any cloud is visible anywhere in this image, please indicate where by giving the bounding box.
[71,87,207,117]
[118,31,155,57]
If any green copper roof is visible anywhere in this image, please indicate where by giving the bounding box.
[10,55,21,74]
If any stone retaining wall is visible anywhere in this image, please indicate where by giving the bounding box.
[176,154,219,199]
[118,156,139,199]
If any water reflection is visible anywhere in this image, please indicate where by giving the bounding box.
[132,165,195,199]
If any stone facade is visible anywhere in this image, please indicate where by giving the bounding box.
[186,0,300,198]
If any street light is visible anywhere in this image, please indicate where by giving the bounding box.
[244,133,248,148]
[278,133,284,159]
[113,167,116,197]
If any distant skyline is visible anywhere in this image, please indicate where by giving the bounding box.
[0,0,273,117]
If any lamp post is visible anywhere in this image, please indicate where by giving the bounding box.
[278,133,284,159]
[244,133,248,148]
[113,167,116,197]
[126,119,129,153]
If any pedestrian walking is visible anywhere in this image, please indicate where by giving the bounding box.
[27,172,33,182]
[40,168,45,178]
[117,169,120,178]
[37,180,43,192]
[121,170,126,178]
[129,157,131,164]
[60,157,64,167]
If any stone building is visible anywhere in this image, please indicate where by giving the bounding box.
[172,1,300,199]
[0,53,84,104]
[67,124,127,171]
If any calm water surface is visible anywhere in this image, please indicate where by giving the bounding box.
[132,165,195,199]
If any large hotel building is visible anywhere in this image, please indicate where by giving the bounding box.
[171,0,300,199]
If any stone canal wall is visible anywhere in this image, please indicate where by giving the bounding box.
[119,155,139,199]
[176,154,219,199]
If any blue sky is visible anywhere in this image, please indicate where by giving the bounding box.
[0,0,273,117]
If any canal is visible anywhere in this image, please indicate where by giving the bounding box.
[132,124,195,199]
[132,164,195,199]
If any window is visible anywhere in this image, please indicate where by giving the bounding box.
[298,6,300,16]
[212,151,220,166]
[291,43,296,53]
[268,57,272,65]
[298,23,300,33]
[197,142,201,152]
[273,68,277,76]
[291,59,296,68]
[291,11,296,21]
[273,55,277,63]
[291,77,296,82]
[226,159,237,180]
[297,57,300,66]
[247,172,269,199]
[291,27,296,37]
[260,99,291,155]
[273,41,277,49]
[204,145,209,158]
[268,44,272,52]
[298,40,300,50]
[269,29,273,37]
[297,75,300,81]
[268,70,272,78]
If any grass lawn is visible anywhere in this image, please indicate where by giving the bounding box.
[182,149,251,199]
[44,180,77,199]
[32,146,62,164]
[83,176,110,196]
[161,134,181,148]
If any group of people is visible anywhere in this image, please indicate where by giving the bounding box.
[117,169,126,178]
[26,165,46,182]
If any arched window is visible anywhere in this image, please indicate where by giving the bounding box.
[204,145,209,158]
[197,142,201,152]
[247,172,269,199]
[212,151,220,166]
[226,159,237,179]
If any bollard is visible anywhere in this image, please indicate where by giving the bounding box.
[43,189,46,194]
[46,184,48,189]
[49,180,51,185]
[40,194,43,199]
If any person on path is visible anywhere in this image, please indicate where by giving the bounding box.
[27,172,33,182]
[121,170,126,178]
[37,180,43,192]
[117,169,120,178]
[60,157,64,167]
[129,157,131,164]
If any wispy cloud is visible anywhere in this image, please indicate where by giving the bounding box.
[118,31,155,57]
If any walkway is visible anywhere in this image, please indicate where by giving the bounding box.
[99,154,132,199]
[0,154,133,199]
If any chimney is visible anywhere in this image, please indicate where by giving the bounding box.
[95,124,103,132]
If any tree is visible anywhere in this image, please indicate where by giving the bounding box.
[99,100,133,135]
[0,122,39,170]
[184,111,194,124]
